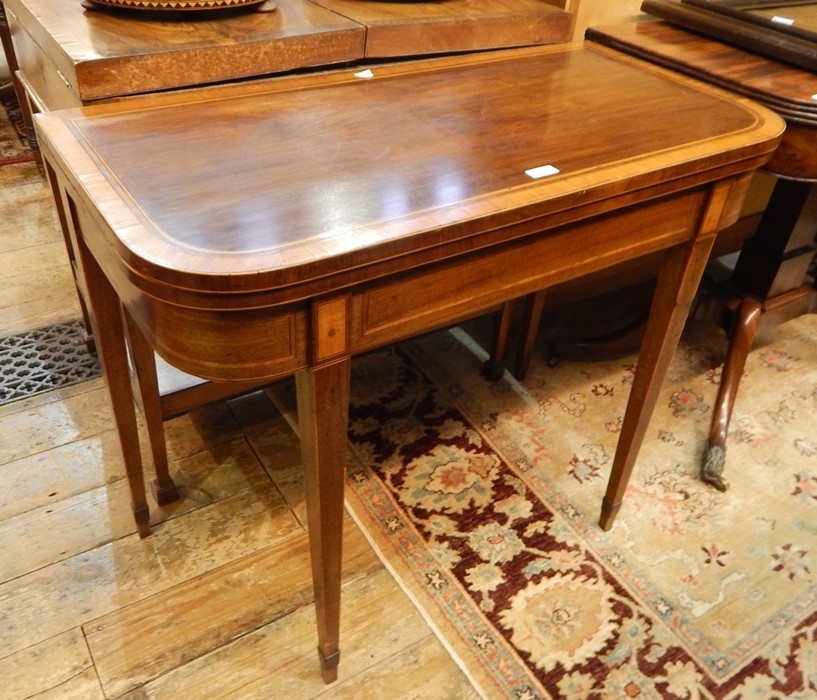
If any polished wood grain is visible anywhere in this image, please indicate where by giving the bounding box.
[686,0,817,41]
[3,0,364,107]
[3,0,580,529]
[34,43,783,682]
[4,0,575,109]
[307,0,576,58]
[586,19,817,179]
[643,0,817,71]
[587,18,817,490]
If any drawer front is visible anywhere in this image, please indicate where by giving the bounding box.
[349,189,709,352]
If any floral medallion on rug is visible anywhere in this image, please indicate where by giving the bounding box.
[271,314,817,699]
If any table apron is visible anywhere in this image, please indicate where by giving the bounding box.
[349,186,715,353]
[82,180,744,383]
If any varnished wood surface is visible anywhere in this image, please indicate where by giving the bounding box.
[689,0,817,37]
[34,43,784,680]
[586,18,817,179]
[43,46,774,290]
[749,4,817,30]
[642,0,817,72]
[3,0,574,108]
[3,0,364,105]
[587,18,817,120]
[307,0,576,58]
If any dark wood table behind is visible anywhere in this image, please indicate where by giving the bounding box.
[587,17,817,491]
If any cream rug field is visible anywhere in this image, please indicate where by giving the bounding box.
[273,313,817,698]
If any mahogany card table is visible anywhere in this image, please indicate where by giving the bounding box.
[34,43,782,682]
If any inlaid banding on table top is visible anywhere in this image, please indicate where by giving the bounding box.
[42,45,780,288]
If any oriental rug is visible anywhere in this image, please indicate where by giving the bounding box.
[0,86,34,166]
[271,313,817,699]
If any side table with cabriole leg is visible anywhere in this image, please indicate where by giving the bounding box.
[586,16,817,491]
[702,180,817,489]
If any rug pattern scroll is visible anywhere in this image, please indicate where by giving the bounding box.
[273,315,817,698]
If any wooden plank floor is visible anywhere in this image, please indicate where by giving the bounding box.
[0,158,481,697]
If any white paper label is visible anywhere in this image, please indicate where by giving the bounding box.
[354,69,374,79]
[525,164,560,179]
[771,15,795,25]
